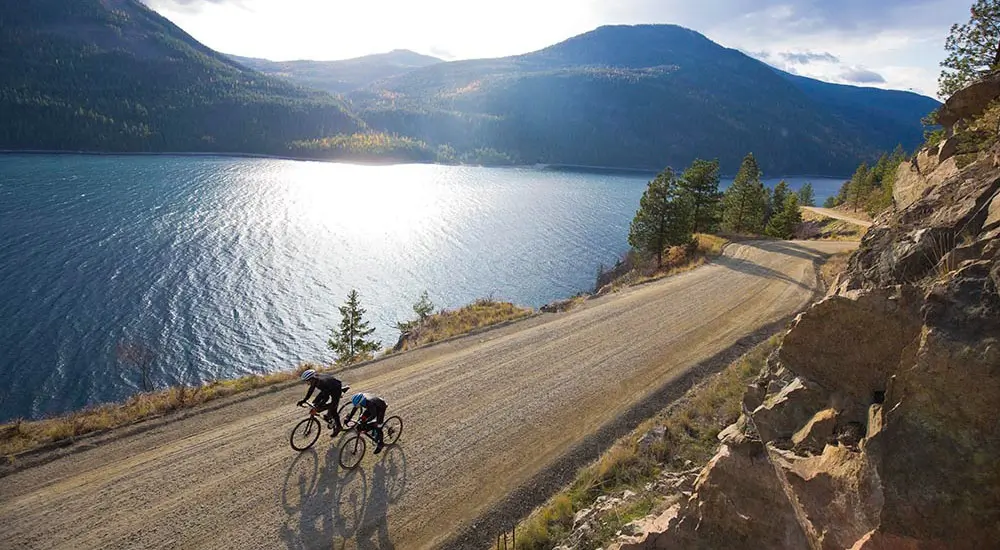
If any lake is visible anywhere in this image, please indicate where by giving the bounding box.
[0,154,845,421]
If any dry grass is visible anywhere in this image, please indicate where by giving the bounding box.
[798,210,866,241]
[0,364,317,459]
[514,335,780,550]
[596,234,730,295]
[389,299,533,353]
[820,251,853,289]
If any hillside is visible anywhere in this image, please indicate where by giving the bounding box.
[0,0,362,154]
[351,25,940,174]
[229,50,442,95]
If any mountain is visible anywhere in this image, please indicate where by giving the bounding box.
[229,50,443,95]
[350,25,940,175]
[0,0,362,154]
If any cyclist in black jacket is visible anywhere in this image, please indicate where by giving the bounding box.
[344,392,389,454]
[297,369,348,436]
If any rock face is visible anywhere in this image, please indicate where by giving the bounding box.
[637,82,1000,549]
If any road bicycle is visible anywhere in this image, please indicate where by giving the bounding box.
[289,402,344,451]
[338,414,403,469]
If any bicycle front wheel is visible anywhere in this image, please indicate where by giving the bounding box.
[382,416,403,446]
[339,434,366,469]
[290,417,322,451]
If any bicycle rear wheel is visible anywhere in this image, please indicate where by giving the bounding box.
[382,416,403,446]
[290,417,322,451]
[339,434,366,469]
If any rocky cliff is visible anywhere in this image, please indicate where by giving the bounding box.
[616,79,1000,550]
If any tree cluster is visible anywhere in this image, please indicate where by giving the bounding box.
[824,146,908,216]
[628,159,724,268]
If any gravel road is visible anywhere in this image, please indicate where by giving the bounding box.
[802,206,873,227]
[0,240,855,550]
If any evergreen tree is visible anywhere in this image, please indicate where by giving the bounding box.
[412,290,435,321]
[328,289,382,364]
[765,194,803,239]
[770,180,791,223]
[628,167,692,269]
[722,153,767,234]
[848,163,874,212]
[678,158,722,234]
[797,182,816,207]
[939,0,1000,98]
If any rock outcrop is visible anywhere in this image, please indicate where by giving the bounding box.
[621,80,1000,549]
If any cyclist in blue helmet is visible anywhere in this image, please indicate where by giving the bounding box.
[297,369,349,436]
[344,392,389,454]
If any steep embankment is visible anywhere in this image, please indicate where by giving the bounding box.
[0,240,851,550]
[617,77,1000,549]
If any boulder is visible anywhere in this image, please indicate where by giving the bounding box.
[767,444,883,550]
[652,444,809,550]
[937,71,1000,129]
[791,408,838,453]
[750,376,829,443]
[778,291,922,402]
[984,192,1000,232]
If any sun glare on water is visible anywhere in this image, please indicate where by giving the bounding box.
[276,161,452,244]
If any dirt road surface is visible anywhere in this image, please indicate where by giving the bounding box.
[802,206,873,227]
[0,240,855,550]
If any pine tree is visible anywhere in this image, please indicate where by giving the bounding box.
[797,182,816,207]
[939,0,1000,98]
[769,180,791,223]
[765,194,803,239]
[678,158,722,234]
[848,163,874,212]
[722,153,767,234]
[328,289,382,365]
[412,290,435,321]
[628,167,692,269]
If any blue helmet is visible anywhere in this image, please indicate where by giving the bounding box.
[351,393,367,407]
[300,369,317,382]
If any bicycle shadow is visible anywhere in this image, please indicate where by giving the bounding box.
[279,441,408,550]
[355,445,408,550]
[280,442,369,549]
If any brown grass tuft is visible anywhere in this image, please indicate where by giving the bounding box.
[389,299,533,353]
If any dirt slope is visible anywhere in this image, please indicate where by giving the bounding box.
[0,240,854,550]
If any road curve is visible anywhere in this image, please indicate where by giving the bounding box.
[0,240,855,550]
[802,206,873,227]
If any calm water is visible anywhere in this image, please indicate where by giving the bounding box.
[0,154,844,421]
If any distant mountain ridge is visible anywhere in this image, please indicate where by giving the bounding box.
[348,25,939,174]
[0,0,362,154]
[228,50,443,95]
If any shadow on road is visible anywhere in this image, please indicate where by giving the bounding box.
[714,243,816,292]
[279,441,408,550]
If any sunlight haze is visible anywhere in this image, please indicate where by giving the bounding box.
[145,0,969,97]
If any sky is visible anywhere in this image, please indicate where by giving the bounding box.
[143,0,972,98]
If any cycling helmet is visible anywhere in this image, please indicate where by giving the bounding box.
[351,393,367,407]
[300,369,317,382]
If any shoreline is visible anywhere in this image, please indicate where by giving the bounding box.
[0,149,850,179]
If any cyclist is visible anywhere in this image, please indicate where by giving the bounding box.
[344,392,389,454]
[297,369,349,436]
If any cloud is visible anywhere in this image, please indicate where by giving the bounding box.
[779,51,840,65]
[142,0,247,13]
[840,67,888,84]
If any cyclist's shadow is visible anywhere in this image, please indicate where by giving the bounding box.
[355,444,408,550]
[280,441,370,549]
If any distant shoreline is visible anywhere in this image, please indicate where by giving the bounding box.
[0,149,849,180]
